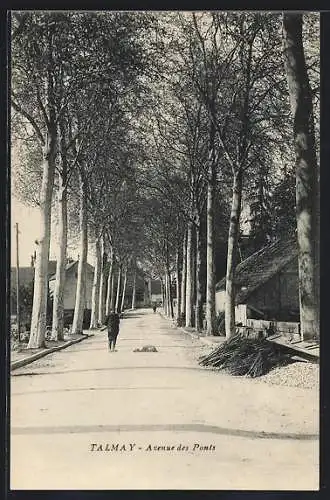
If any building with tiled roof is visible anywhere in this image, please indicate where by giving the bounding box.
[215,238,299,324]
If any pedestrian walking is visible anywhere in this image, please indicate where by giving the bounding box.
[152,304,157,313]
[101,311,121,351]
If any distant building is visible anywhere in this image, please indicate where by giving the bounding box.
[114,270,160,308]
[151,279,163,304]
[112,268,145,309]
[48,261,94,326]
[144,278,163,306]
[10,260,57,293]
[11,259,164,328]
[11,260,95,327]
[10,260,57,327]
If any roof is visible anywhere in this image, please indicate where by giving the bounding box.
[11,260,57,288]
[215,237,298,304]
[10,267,34,288]
[49,261,94,281]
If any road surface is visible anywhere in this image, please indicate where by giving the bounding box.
[10,309,319,490]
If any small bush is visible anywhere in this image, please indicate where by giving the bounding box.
[176,313,185,327]
[45,327,52,341]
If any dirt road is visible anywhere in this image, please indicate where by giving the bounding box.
[10,309,319,490]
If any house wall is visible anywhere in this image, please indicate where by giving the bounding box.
[279,259,299,311]
[215,290,247,325]
[151,293,162,303]
[248,260,299,319]
[63,273,79,310]
[49,270,94,310]
[215,290,226,312]
[236,304,247,325]
[249,274,280,313]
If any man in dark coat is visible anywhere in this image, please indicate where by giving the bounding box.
[101,312,120,351]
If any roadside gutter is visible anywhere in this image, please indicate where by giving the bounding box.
[11,333,94,371]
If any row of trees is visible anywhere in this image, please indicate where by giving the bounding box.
[136,12,319,340]
[11,11,319,348]
[12,12,155,347]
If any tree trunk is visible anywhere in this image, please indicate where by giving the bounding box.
[160,277,165,312]
[206,157,216,336]
[98,235,107,324]
[225,170,243,338]
[165,240,173,318]
[51,112,68,342]
[105,245,114,316]
[110,260,116,313]
[166,269,174,319]
[191,225,196,327]
[175,244,182,323]
[181,230,187,321]
[148,277,152,304]
[90,230,102,328]
[120,266,128,313]
[167,273,171,317]
[163,273,168,315]
[28,127,57,349]
[115,264,122,313]
[51,178,67,340]
[282,14,319,341]
[195,218,203,332]
[71,170,88,335]
[131,265,137,310]
[169,273,174,319]
[28,29,57,349]
[164,273,168,315]
[185,221,194,327]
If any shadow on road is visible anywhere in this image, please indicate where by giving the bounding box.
[54,345,198,354]
[12,385,186,396]
[121,312,149,319]
[12,365,207,377]
[11,422,318,441]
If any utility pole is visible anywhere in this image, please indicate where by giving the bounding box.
[15,223,21,342]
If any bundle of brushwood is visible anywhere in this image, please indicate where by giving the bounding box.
[199,333,292,377]
[214,311,225,335]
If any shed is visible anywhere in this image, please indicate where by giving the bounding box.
[146,278,163,305]
[48,261,95,311]
[215,238,299,325]
[10,260,58,326]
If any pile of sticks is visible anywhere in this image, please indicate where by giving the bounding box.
[199,333,291,377]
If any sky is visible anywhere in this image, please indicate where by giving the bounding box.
[11,196,94,268]
[10,197,56,267]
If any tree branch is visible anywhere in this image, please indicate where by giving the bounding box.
[35,85,50,130]
[11,13,29,40]
[11,98,45,146]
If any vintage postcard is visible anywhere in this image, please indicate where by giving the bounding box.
[9,10,319,490]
